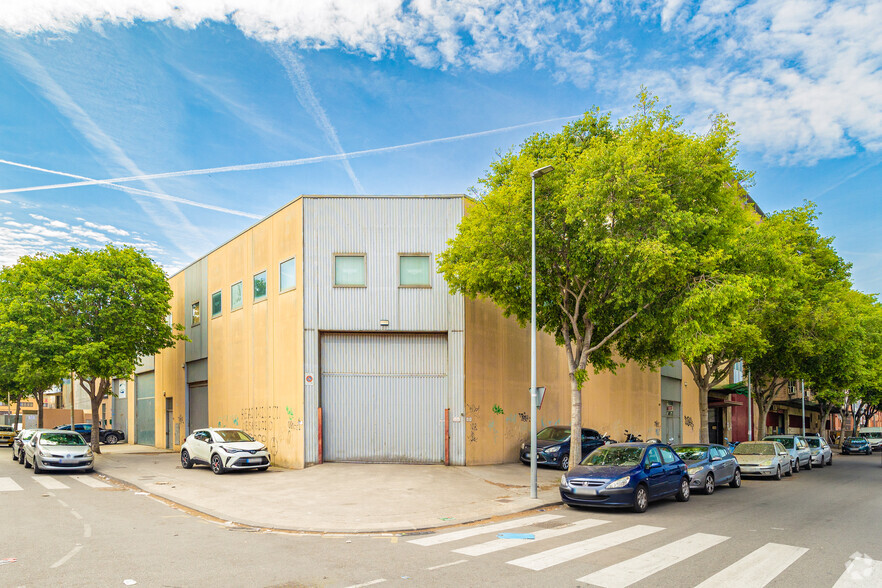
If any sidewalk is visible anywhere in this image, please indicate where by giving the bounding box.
[93,451,564,533]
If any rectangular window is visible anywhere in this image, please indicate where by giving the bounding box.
[253,270,267,301]
[399,254,431,287]
[191,302,201,326]
[334,254,366,287]
[211,291,222,318]
[280,257,296,291]
[231,281,243,311]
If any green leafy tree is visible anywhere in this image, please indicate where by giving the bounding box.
[439,92,751,467]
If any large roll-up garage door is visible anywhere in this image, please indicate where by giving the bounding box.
[321,333,448,463]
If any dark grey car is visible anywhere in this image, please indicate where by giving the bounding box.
[672,443,742,495]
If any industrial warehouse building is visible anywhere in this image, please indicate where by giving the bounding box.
[119,195,705,468]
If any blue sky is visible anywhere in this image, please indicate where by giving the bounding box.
[0,1,879,293]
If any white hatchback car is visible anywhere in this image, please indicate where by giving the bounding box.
[180,428,270,474]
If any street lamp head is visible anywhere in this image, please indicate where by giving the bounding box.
[530,165,554,179]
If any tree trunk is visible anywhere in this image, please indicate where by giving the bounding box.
[757,402,771,439]
[13,399,21,431]
[568,372,583,471]
[33,389,44,428]
[90,391,103,454]
[817,406,832,437]
[698,383,709,444]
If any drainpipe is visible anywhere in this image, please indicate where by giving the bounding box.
[184,362,190,438]
[747,369,753,441]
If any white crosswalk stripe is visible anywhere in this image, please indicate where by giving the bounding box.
[453,518,610,557]
[833,555,882,587]
[694,542,808,588]
[409,514,564,546]
[32,476,71,490]
[507,524,664,571]
[577,532,729,588]
[0,477,23,491]
[69,475,110,488]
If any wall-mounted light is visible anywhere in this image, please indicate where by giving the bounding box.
[380,320,390,327]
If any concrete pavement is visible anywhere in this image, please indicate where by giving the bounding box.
[93,449,563,533]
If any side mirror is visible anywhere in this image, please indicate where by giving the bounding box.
[645,461,662,470]
[779,451,789,457]
[710,456,721,462]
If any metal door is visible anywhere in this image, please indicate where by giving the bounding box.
[662,401,682,444]
[188,383,209,432]
[112,380,128,441]
[135,372,155,446]
[321,333,448,463]
[165,398,173,449]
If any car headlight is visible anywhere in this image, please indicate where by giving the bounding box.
[223,446,247,453]
[546,445,561,454]
[258,446,267,452]
[560,474,568,486]
[760,459,774,466]
[85,448,93,457]
[606,476,630,489]
[687,465,704,475]
[39,448,53,457]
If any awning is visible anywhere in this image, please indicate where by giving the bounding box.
[709,399,744,408]
[772,399,822,412]
[710,382,749,396]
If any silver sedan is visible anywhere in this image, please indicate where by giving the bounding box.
[732,441,793,480]
[23,431,94,474]
[804,435,833,467]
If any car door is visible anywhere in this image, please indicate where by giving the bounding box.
[658,446,683,494]
[644,447,666,497]
[191,431,212,462]
[711,446,734,483]
[582,430,602,458]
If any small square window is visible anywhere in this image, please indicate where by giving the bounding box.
[191,302,201,326]
[280,257,296,292]
[231,281,243,311]
[334,254,366,287]
[400,254,431,287]
[211,291,222,318]
[253,270,267,301]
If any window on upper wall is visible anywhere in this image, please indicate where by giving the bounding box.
[231,281,243,311]
[280,257,296,292]
[399,254,431,287]
[166,313,173,328]
[191,302,201,326]
[211,291,222,318]
[334,254,366,287]
[253,270,267,301]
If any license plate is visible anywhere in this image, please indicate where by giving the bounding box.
[573,487,598,496]
[247,458,260,464]
[61,459,76,464]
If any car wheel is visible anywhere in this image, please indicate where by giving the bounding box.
[806,458,812,470]
[729,469,742,488]
[180,449,193,469]
[827,455,833,466]
[257,466,269,471]
[18,452,25,465]
[675,477,690,502]
[24,455,32,469]
[704,473,715,495]
[33,458,43,475]
[793,459,800,473]
[774,465,782,480]
[817,456,824,468]
[559,455,569,471]
[210,453,225,475]
[11,450,16,461]
[105,434,119,445]
[632,485,649,513]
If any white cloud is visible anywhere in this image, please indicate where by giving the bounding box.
[83,220,128,236]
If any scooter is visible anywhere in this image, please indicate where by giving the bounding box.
[624,430,643,442]
[601,432,617,445]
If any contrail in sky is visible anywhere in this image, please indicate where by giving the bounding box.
[0,115,580,195]
[0,159,261,219]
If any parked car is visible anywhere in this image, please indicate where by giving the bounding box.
[0,425,15,447]
[803,435,833,467]
[12,428,47,463]
[672,443,741,494]
[763,435,812,472]
[520,426,605,470]
[858,427,882,451]
[560,442,690,513]
[23,430,93,474]
[841,436,873,455]
[180,428,270,474]
[54,423,125,444]
[732,441,792,480]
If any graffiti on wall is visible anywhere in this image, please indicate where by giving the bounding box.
[684,415,694,430]
[466,403,480,444]
[215,405,304,457]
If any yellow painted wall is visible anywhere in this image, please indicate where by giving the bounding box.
[154,273,186,448]
[680,364,701,443]
[463,296,699,464]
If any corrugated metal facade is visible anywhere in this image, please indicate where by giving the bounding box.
[321,333,448,463]
[303,196,466,465]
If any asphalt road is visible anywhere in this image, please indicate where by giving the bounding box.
[2,448,881,587]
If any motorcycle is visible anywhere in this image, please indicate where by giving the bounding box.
[624,429,643,443]
[601,432,617,445]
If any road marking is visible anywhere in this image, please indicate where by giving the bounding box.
[507,525,664,571]
[426,559,468,570]
[344,580,386,588]
[0,477,23,492]
[833,555,882,587]
[409,514,564,546]
[70,510,83,520]
[57,499,70,508]
[50,544,83,569]
[70,475,110,488]
[578,532,730,587]
[33,476,70,490]
[454,518,610,557]
[694,543,808,587]
[83,524,92,538]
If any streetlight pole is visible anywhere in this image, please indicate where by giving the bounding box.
[747,368,753,441]
[801,379,806,437]
[530,164,554,499]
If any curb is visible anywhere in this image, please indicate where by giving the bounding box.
[92,464,564,535]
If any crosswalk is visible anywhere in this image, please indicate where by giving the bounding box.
[0,475,111,491]
[406,512,867,587]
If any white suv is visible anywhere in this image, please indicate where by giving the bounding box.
[180,428,270,474]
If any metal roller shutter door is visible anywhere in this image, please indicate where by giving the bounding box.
[321,333,448,463]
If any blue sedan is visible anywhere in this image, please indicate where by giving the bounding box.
[560,443,690,513]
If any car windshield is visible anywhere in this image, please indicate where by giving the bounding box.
[846,437,865,443]
[536,427,570,442]
[672,446,707,460]
[39,433,86,446]
[214,430,254,443]
[733,443,776,456]
[861,432,882,439]
[580,446,644,466]
[21,430,36,440]
[805,438,822,447]
[765,437,794,449]
[0,425,13,432]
